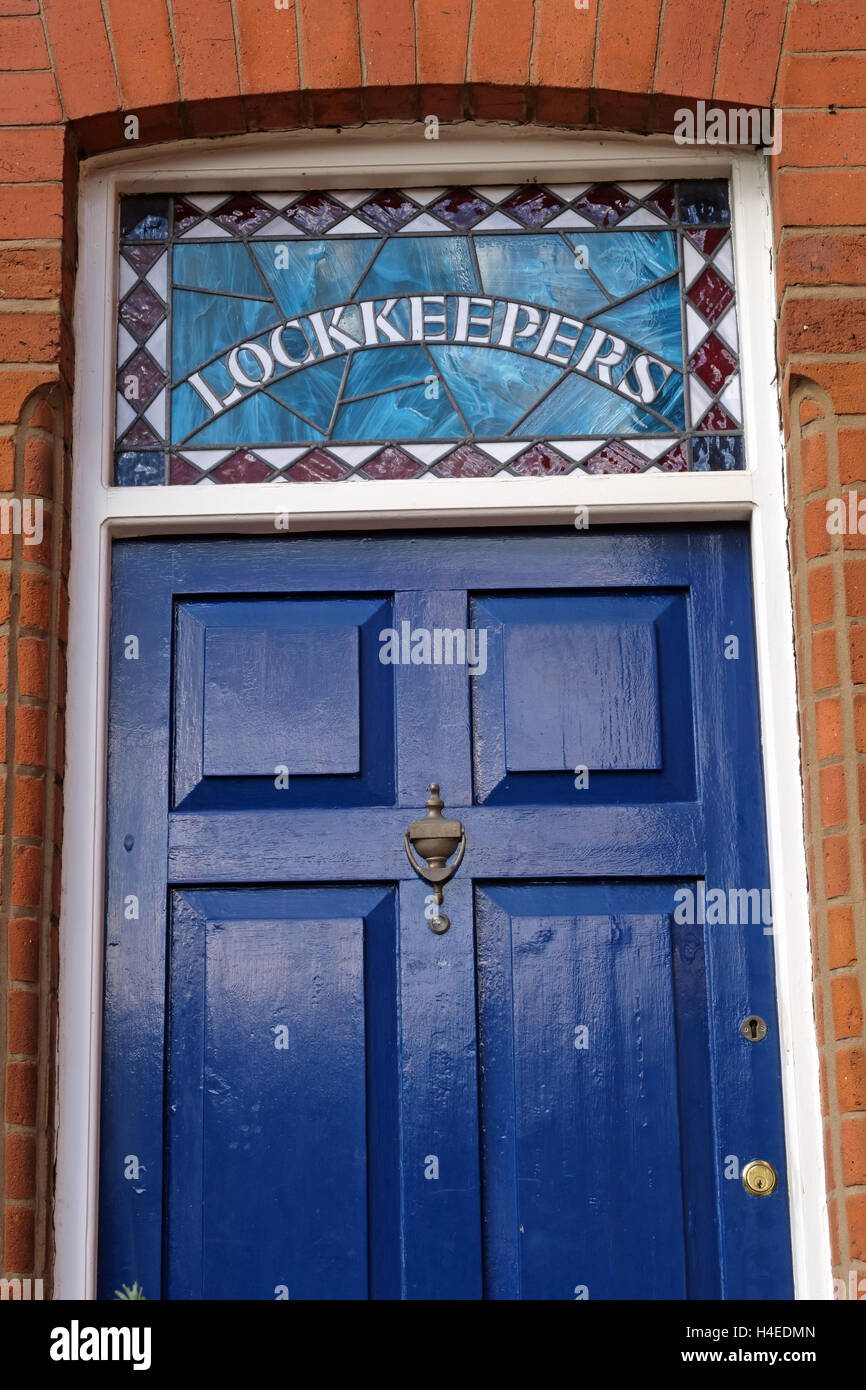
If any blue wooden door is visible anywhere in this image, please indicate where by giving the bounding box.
[99,525,794,1300]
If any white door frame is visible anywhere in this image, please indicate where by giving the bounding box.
[56,123,831,1299]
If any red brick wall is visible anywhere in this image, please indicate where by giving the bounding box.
[0,0,862,1295]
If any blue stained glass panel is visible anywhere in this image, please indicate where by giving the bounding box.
[429,345,561,437]
[115,181,743,481]
[356,237,478,299]
[252,239,380,320]
[691,435,745,471]
[589,278,684,367]
[474,234,609,318]
[171,290,279,380]
[174,243,270,298]
[344,344,432,397]
[334,383,464,440]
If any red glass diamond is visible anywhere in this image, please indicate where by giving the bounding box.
[685,227,729,255]
[173,198,202,235]
[119,282,165,341]
[575,184,637,226]
[509,445,570,476]
[646,183,676,221]
[358,190,418,232]
[116,349,164,407]
[689,335,737,392]
[120,417,162,449]
[655,443,689,472]
[433,446,498,478]
[285,450,350,481]
[285,193,344,234]
[584,442,645,474]
[170,455,204,484]
[210,451,275,484]
[123,244,163,274]
[428,189,492,230]
[213,195,274,236]
[697,404,738,431]
[687,267,734,323]
[500,187,563,227]
[360,448,422,480]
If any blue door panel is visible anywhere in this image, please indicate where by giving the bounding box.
[476,881,713,1301]
[166,887,399,1301]
[99,526,795,1300]
[471,590,696,804]
[173,596,394,810]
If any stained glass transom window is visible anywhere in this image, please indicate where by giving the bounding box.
[115,180,742,484]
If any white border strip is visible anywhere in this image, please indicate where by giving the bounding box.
[56,124,830,1299]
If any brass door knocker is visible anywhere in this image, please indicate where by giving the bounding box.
[404,784,466,934]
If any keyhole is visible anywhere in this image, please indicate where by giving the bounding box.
[740,1014,767,1042]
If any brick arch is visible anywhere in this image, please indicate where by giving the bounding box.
[34,0,789,156]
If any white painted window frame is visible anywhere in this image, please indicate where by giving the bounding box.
[56,124,830,1299]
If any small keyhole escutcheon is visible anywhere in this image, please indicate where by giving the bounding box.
[740,1015,768,1042]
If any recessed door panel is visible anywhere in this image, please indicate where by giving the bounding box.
[166,887,399,1301]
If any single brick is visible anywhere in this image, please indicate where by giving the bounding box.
[104,0,180,108]
[851,629,866,684]
[358,0,415,88]
[17,636,49,700]
[5,1059,37,1125]
[804,497,832,559]
[19,571,51,631]
[7,987,38,1055]
[778,53,866,108]
[847,1192,866,1261]
[11,843,42,910]
[595,0,662,93]
[469,0,535,85]
[8,918,38,982]
[775,170,866,233]
[824,834,851,898]
[808,566,835,625]
[800,432,828,494]
[828,905,858,971]
[4,1206,35,1272]
[832,974,864,1039]
[0,15,50,67]
[816,698,843,758]
[417,0,472,84]
[837,1047,866,1111]
[15,707,48,767]
[714,0,788,105]
[5,1132,36,1200]
[42,0,119,119]
[846,560,866,618]
[12,774,44,838]
[813,629,839,692]
[819,763,846,827]
[839,429,866,489]
[656,0,725,96]
[841,1116,866,1185]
